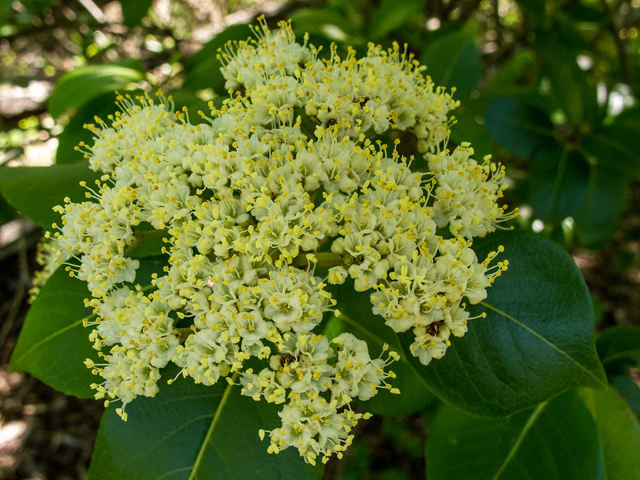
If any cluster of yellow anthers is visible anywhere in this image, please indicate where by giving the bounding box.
[43,18,516,465]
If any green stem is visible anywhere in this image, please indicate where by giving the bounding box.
[123,228,168,257]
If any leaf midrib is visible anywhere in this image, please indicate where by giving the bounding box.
[439,39,467,89]
[589,131,636,159]
[480,301,606,387]
[186,373,238,480]
[492,401,548,480]
[12,319,84,367]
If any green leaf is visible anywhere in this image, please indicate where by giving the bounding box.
[0,192,18,227]
[564,4,608,24]
[581,125,640,176]
[611,375,640,418]
[402,229,606,417]
[421,30,482,100]
[88,364,323,480]
[529,145,589,223]
[9,265,96,397]
[183,24,254,94]
[546,16,592,51]
[0,162,102,230]
[486,50,536,93]
[596,325,640,372]
[121,0,154,29]
[169,89,211,122]
[586,387,640,480]
[573,166,627,248]
[449,110,492,159]
[127,235,167,259]
[290,8,362,43]
[323,310,435,417]
[9,256,165,398]
[514,0,545,12]
[48,64,145,118]
[368,0,422,40]
[537,42,597,127]
[427,390,604,480]
[613,106,640,130]
[56,91,124,165]
[484,97,556,159]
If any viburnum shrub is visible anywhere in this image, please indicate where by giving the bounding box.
[4,18,614,480]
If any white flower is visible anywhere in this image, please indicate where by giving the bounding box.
[48,16,516,462]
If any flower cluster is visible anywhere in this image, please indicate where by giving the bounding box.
[44,18,515,464]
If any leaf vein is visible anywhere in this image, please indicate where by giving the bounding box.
[492,401,548,480]
[480,301,605,387]
[12,319,83,366]
[186,374,237,480]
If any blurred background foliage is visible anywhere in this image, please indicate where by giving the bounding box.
[1,0,640,478]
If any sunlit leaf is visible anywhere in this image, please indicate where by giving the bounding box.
[0,162,102,230]
[49,64,144,118]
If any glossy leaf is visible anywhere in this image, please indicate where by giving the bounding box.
[182,24,253,94]
[9,265,97,397]
[401,229,607,417]
[529,145,589,223]
[427,390,604,480]
[88,365,323,480]
[574,166,627,248]
[421,30,481,100]
[581,125,640,176]
[48,64,144,118]
[121,0,154,29]
[368,0,422,40]
[9,257,165,398]
[0,162,102,230]
[596,325,640,372]
[484,97,556,159]
[586,387,640,480]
